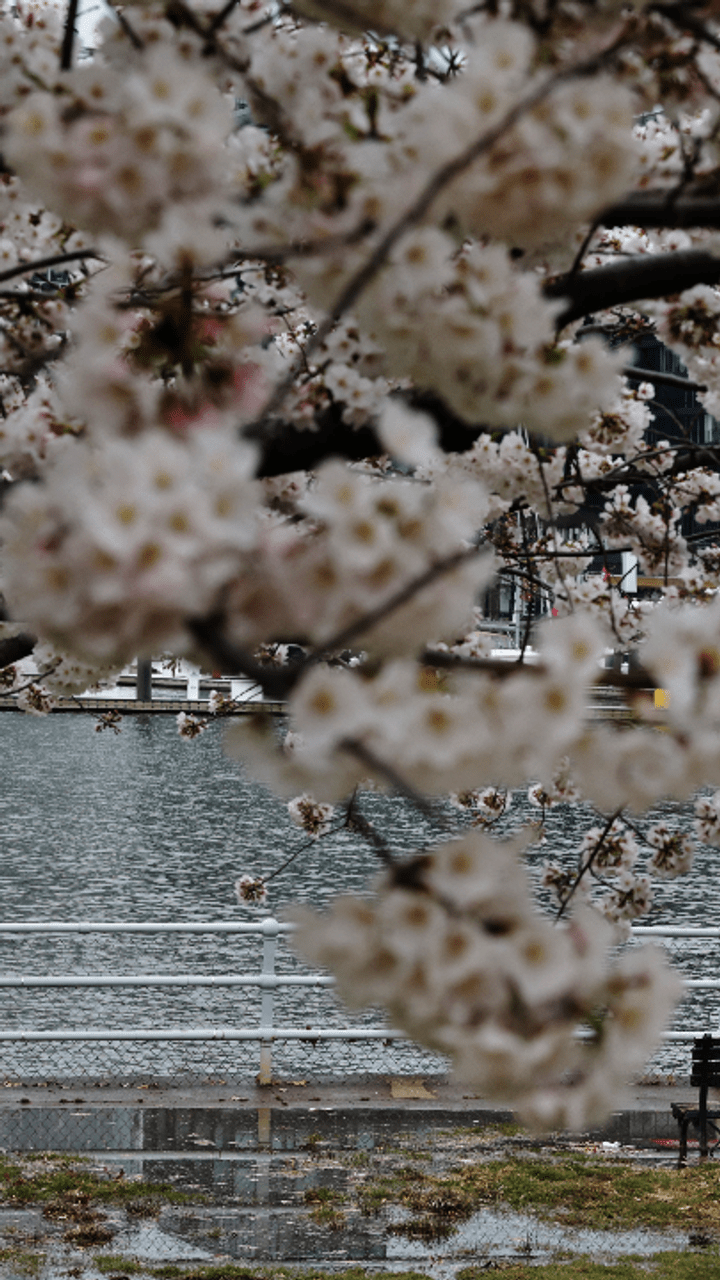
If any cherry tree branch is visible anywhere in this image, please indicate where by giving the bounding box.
[547,250,720,328]
[0,632,37,672]
[345,790,396,866]
[190,542,487,696]
[186,621,295,698]
[307,543,488,668]
[555,806,625,921]
[340,737,447,826]
[598,193,720,230]
[0,251,104,286]
[104,0,145,49]
[653,3,720,53]
[622,364,706,393]
[60,0,80,70]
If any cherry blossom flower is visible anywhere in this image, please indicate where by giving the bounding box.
[235,875,269,908]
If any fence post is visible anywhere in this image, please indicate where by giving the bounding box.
[258,918,279,1085]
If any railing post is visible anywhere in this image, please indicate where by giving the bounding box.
[258,918,279,1085]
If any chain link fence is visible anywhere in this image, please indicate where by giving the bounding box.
[0,1033,449,1089]
[0,919,452,1088]
[1,921,718,1089]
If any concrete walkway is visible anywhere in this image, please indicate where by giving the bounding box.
[0,1076,695,1153]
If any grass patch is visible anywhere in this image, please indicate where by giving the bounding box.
[131,1270,435,1280]
[342,1152,371,1168]
[0,1247,45,1277]
[0,1154,192,1210]
[53,1262,720,1280]
[303,1185,346,1228]
[95,1257,147,1275]
[458,1255,720,1278]
[436,1121,524,1140]
[357,1152,720,1235]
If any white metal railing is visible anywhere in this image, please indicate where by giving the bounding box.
[631,926,720,1041]
[0,917,407,1083]
[0,920,717,1079]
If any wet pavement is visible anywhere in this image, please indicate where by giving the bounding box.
[0,1073,692,1153]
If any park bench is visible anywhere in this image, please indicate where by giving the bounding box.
[671,1035,720,1166]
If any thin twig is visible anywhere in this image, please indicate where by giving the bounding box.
[8,660,61,699]
[566,216,601,283]
[532,444,573,613]
[205,0,243,37]
[340,737,447,827]
[263,824,343,884]
[306,544,488,669]
[105,0,145,49]
[224,218,377,266]
[555,806,625,921]
[345,790,395,866]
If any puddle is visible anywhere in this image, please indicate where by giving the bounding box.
[0,1143,707,1279]
[0,1198,695,1280]
[384,1205,686,1263]
[107,1219,218,1261]
[153,1200,689,1268]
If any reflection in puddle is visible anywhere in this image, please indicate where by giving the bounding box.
[157,1200,686,1269]
[0,1152,701,1279]
[97,1154,691,1271]
[106,1220,217,1262]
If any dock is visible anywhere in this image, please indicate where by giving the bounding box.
[0,695,286,715]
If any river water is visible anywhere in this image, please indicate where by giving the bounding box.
[1,710,717,1082]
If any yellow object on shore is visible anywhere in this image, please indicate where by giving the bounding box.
[654,688,670,709]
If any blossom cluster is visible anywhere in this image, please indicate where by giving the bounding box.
[5,50,234,255]
[2,427,261,665]
[287,793,335,838]
[357,238,625,439]
[292,829,681,1130]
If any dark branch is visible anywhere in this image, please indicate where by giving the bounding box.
[0,631,37,671]
[187,619,295,698]
[0,250,103,286]
[599,192,720,230]
[60,0,80,70]
[555,806,625,921]
[104,0,144,48]
[546,250,720,329]
[622,364,706,393]
[251,404,384,478]
[653,3,720,53]
[340,737,446,825]
[252,392,482,478]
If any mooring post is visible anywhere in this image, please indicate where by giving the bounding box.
[136,659,152,702]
